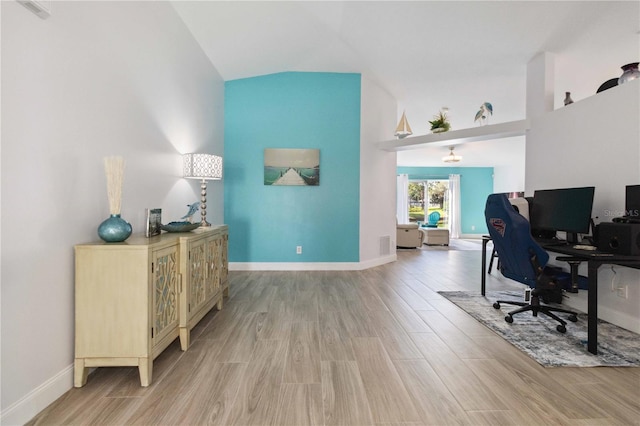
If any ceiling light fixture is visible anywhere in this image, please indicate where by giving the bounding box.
[443,146,462,163]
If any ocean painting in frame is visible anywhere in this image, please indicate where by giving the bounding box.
[264,148,320,186]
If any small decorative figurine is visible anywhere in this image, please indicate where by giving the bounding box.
[475,102,493,125]
[181,202,201,223]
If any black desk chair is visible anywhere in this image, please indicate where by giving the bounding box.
[484,194,579,333]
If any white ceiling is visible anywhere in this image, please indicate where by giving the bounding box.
[172,1,640,167]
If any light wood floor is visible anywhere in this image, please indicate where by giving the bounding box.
[29,245,639,425]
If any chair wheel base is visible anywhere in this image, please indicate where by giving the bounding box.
[568,314,578,322]
[557,324,567,333]
[505,315,513,323]
[493,302,501,309]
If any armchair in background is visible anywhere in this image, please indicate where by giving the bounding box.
[397,222,425,248]
[484,193,579,333]
[425,211,440,228]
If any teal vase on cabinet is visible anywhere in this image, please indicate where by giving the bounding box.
[98,214,132,242]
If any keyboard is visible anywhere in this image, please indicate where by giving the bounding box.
[536,238,568,246]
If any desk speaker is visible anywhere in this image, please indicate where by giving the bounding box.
[597,223,640,255]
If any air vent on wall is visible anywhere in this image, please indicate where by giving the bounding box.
[17,0,51,19]
[380,236,391,256]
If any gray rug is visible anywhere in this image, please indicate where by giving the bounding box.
[439,290,640,367]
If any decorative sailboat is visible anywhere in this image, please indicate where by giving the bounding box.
[394,111,413,139]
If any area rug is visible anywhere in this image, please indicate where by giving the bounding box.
[438,290,640,367]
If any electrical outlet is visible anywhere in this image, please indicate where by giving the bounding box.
[296,246,302,254]
[471,225,475,231]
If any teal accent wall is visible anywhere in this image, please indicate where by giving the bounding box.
[225,72,361,262]
[397,166,494,234]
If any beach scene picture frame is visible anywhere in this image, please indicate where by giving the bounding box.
[264,148,320,186]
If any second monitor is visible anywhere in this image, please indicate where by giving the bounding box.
[530,186,595,244]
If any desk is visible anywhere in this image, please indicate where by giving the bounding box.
[481,236,640,355]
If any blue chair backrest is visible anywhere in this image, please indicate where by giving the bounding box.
[427,211,440,226]
[484,193,549,286]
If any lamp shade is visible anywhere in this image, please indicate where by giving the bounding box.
[183,153,222,180]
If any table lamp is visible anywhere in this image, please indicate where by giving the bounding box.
[183,153,223,227]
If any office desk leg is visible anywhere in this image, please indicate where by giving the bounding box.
[481,238,490,296]
[587,261,599,355]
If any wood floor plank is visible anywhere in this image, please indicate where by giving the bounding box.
[370,281,433,333]
[321,360,374,426]
[351,337,420,423]
[391,284,436,311]
[319,311,356,361]
[256,300,293,340]
[292,289,319,322]
[465,409,530,426]
[393,358,471,425]
[366,309,423,360]
[283,321,322,383]
[469,337,614,421]
[214,312,261,363]
[244,283,279,313]
[226,339,288,426]
[463,358,572,425]
[274,383,323,426]
[198,300,249,341]
[415,309,490,359]
[565,381,640,425]
[398,277,442,300]
[353,283,390,312]
[159,362,246,425]
[427,298,497,337]
[411,332,508,412]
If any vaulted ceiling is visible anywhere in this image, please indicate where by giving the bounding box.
[172,1,639,166]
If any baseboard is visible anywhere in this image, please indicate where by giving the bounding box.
[230,254,396,271]
[562,295,640,334]
[1,363,74,426]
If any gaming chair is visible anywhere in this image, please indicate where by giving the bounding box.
[484,193,578,333]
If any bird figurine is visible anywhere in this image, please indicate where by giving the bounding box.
[181,202,200,222]
[475,102,493,125]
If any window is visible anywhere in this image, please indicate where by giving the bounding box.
[408,180,450,227]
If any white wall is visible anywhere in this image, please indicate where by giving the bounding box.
[360,75,398,265]
[0,2,224,423]
[491,137,526,194]
[526,79,640,333]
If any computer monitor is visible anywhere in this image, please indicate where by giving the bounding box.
[530,186,595,244]
[625,184,640,218]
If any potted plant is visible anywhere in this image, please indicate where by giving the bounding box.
[429,110,451,133]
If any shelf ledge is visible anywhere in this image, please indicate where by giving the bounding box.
[378,119,530,151]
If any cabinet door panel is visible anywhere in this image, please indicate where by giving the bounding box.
[221,233,229,284]
[208,236,221,298]
[152,245,179,346]
[189,238,207,313]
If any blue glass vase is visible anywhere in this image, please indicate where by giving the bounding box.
[97,214,132,242]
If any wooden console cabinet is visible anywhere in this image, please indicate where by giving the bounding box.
[74,226,228,387]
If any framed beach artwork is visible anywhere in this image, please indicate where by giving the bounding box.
[264,148,320,186]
